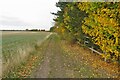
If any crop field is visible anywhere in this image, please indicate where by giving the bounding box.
[1,31,118,78]
[2,31,51,77]
[1,1,119,79]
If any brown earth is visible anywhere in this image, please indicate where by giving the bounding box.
[30,34,119,78]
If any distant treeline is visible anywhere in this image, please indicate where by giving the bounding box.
[1,30,25,31]
[26,29,45,31]
[1,29,46,31]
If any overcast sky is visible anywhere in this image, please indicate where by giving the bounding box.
[0,0,59,30]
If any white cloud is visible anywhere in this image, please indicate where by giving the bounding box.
[0,0,59,30]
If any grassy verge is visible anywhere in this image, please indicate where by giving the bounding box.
[61,40,119,78]
[3,33,119,78]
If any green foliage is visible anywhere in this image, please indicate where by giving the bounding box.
[50,27,56,32]
[78,2,120,61]
[52,2,120,62]
[52,2,87,44]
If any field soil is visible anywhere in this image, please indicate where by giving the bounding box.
[30,33,119,78]
[2,32,118,78]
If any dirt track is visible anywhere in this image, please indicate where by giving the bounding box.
[30,34,119,78]
[31,34,67,78]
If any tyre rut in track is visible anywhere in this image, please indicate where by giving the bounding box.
[31,35,67,78]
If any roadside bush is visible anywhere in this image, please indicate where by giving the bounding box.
[52,2,120,62]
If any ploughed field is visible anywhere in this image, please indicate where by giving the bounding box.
[1,31,119,78]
